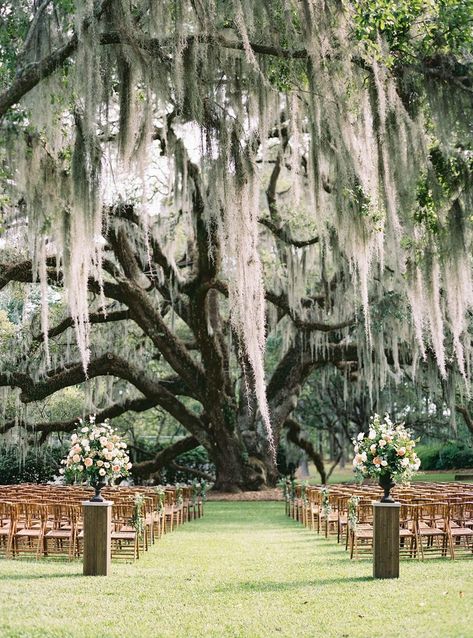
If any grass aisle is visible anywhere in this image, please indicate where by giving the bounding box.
[0,502,472,638]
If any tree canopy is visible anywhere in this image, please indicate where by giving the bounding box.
[1,0,473,489]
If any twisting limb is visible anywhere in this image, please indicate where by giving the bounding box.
[455,404,473,436]
[108,226,207,396]
[132,435,200,478]
[259,217,320,248]
[0,352,205,439]
[33,310,130,341]
[0,397,158,437]
[0,0,113,118]
[169,462,214,482]
[284,417,327,484]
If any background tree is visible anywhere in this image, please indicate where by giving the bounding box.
[1,0,473,490]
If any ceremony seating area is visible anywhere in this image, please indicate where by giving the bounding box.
[284,481,473,560]
[0,483,205,561]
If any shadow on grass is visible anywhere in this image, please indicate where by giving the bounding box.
[0,571,83,581]
[215,575,373,593]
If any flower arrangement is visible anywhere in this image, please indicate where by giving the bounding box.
[60,416,132,496]
[352,413,421,486]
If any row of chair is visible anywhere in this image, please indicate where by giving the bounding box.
[0,482,206,561]
[283,480,473,560]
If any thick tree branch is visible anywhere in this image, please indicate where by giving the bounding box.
[33,310,130,341]
[0,352,205,438]
[132,435,200,478]
[455,404,473,436]
[109,227,206,396]
[259,217,320,248]
[0,0,113,119]
[169,462,214,482]
[284,417,327,484]
[0,397,157,437]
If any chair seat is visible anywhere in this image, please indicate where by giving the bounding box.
[45,529,72,539]
[355,529,373,539]
[111,531,136,540]
[418,526,445,536]
[16,528,42,537]
[399,528,414,538]
[450,527,473,537]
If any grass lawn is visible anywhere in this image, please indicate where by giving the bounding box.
[0,502,472,638]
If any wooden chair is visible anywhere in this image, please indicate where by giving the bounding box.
[13,502,48,559]
[43,503,79,560]
[0,501,16,558]
[349,503,373,559]
[447,502,473,559]
[111,504,139,561]
[399,503,418,558]
[414,503,450,559]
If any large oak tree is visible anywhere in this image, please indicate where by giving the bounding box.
[1,0,473,490]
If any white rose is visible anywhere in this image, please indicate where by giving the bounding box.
[81,427,89,433]
[381,460,388,467]
[379,439,387,448]
[72,454,81,463]
[71,434,78,443]
[99,468,106,476]
[360,452,367,462]
[357,432,364,441]
[96,460,104,467]
[370,444,377,454]
[100,437,107,446]
[84,457,93,468]
[368,430,376,440]
[126,462,132,470]
[104,462,110,468]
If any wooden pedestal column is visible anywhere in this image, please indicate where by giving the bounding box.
[82,501,112,576]
[373,502,400,579]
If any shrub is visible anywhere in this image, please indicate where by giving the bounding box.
[415,444,442,470]
[0,445,65,484]
[416,442,473,471]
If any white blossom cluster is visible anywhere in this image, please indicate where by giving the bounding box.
[60,416,132,483]
[352,413,421,484]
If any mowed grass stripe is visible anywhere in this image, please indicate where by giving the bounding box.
[0,502,472,638]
